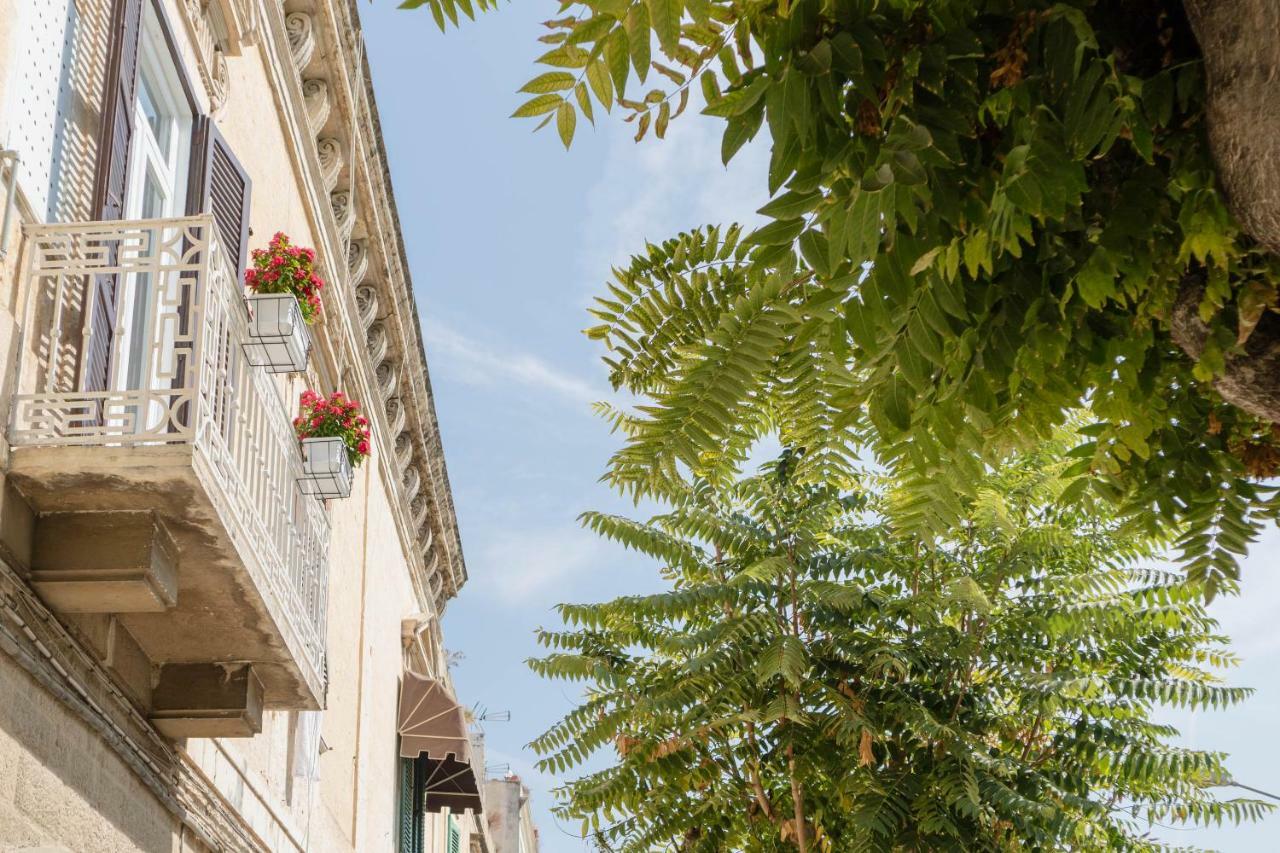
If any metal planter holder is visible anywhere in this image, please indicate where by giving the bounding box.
[244,292,311,373]
[298,436,353,500]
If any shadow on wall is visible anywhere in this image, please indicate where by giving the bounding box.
[0,653,176,852]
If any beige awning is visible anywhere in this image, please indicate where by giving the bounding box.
[398,671,483,813]
[398,671,472,762]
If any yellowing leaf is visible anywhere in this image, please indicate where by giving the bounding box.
[512,94,564,118]
[557,100,577,149]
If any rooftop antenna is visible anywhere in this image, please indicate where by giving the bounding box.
[471,704,511,723]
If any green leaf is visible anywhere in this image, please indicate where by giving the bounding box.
[512,94,564,118]
[703,76,770,118]
[575,82,595,125]
[646,0,683,55]
[625,4,651,81]
[743,218,804,247]
[758,190,822,220]
[520,71,577,94]
[604,28,630,94]
[557,100,577,148]
[587,60,614,111]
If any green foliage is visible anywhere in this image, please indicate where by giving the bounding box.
[531,445,1270,850]
[412,0,1280,596]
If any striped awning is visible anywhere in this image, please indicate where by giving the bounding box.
[398,671,482,813]
[398,671,472,762]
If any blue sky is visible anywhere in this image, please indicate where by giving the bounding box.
[359,6,1280,850]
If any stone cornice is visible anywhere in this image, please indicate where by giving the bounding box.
[239,0,467,614]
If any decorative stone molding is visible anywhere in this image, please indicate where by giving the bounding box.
[402,466,421,503]
[355,284,379,329]
[410,495,429,529]
[419,520,433,550]
[330,190,355,245]
[181,0,232,112]
[285,12,316,70]
[375,360,398,399]
[347,239,369,284]
[316,137,344,191]
[427,569,444,598]
[366,321,389,365]
[302,78,330,133]
[385,396,407,437]
[394,431,414,468]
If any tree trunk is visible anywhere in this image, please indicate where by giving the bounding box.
[1169,278,1280,423]
[1185,1,1280,256]
[1173,1,1280,423]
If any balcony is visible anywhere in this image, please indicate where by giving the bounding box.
[5,216,328,732]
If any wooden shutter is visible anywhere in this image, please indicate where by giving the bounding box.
[188,116,252,277]
[84,0,143,394]
[447,814,461,853]
[397,755,425,853]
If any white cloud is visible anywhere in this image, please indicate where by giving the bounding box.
[577,107,772,288]
[424,318,599,404]
[471,524,606,606]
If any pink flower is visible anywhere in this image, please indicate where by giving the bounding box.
[357,440,370,455]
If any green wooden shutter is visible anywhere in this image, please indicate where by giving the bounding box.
[397,756,424,853]
[447,814,461,853]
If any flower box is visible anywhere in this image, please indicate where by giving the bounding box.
[298,436,353,500]
[243,292,311,373]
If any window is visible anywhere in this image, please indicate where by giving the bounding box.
[113,0,193,422]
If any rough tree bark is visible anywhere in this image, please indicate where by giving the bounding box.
[1175,0,1280,423]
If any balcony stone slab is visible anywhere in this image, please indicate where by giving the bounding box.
[29,511,178,613]
[150,662,264,739]
[8,442,322,710]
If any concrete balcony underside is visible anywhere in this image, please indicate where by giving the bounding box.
[9,443,322,710]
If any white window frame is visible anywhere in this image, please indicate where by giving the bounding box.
[112,1,194,427]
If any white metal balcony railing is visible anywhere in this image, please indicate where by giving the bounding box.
[10,215,329,684]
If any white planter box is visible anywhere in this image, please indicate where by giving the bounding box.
[244,293,311,373]
[298,436,353,500]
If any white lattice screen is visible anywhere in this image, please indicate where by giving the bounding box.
[2,0,77,221]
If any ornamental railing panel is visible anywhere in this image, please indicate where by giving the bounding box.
[10,215,329,685]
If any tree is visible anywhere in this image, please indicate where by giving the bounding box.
[530,443,1270,851]
[409,0,1280,594]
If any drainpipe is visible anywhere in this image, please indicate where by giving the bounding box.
[0,149,18,258]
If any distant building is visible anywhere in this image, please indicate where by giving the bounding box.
[485,776,541,853]
[0,1,521,850]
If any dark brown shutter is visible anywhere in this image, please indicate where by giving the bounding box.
[84,0,144,394]
[188,116,252,278]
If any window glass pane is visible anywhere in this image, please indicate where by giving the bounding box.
[141,164,166,219]
[138,66,171,152]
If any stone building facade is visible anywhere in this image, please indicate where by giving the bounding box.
[0,1,497,850]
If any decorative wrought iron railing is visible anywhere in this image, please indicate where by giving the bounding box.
[10,215,329,687]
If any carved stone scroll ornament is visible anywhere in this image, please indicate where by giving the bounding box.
[285,12,315,71]
[302,78,330,134]
[366,321,389,365]
[330,190,355,245]
[410,495,429,529]
[355,284,379,330]
[402,465,422,503]
[347,239,369,285]
[316,137,344,192]
[394,430,414,468]
[385,396,407,437]
[375,360,398,400]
